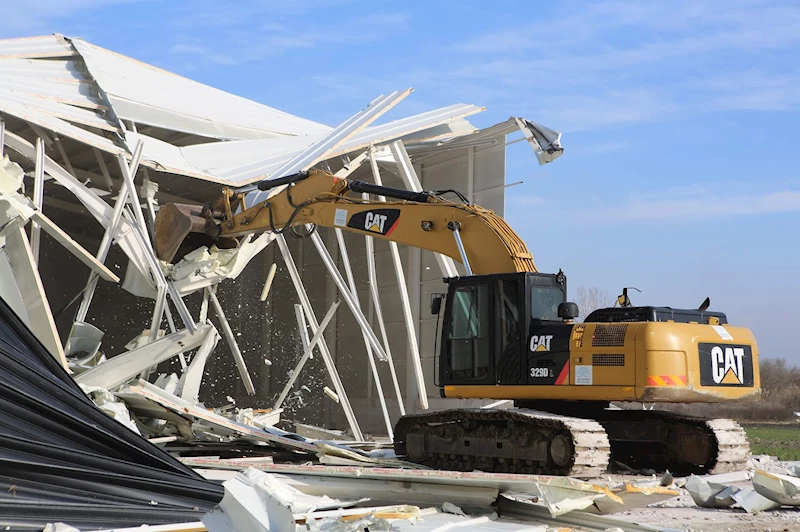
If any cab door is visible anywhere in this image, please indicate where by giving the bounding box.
[526,285,571,385]
[440,281,495,386]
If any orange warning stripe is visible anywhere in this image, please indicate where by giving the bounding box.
[647,375,688,386]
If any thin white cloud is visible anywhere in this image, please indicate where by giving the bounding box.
[566,189,800,224]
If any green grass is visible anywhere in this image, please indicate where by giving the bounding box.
[743,425,800,461]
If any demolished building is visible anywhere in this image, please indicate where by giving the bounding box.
[0,33,562,440]
[3,32,799,532]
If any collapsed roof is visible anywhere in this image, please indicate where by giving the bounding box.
[0,33,561,202]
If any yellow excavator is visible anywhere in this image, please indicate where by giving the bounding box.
[154,168,760,477]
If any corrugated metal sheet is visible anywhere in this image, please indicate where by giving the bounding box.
[0,98,123,154]
[0,34,75,59]
[0,295,223,529]
[70,37,332,140]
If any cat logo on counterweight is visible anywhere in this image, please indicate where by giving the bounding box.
[346,209,400,236]
[698,342,754,387]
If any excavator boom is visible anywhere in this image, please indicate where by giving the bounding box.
[154,169,536,274]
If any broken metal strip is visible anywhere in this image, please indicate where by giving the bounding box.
[117,151,150,247]
[75,324,212,390]
[92,147,114,191]
[179,326,220,404]
[382,142,430,409]
[333,150,369,178]
[54,134,77,177]
[0,118,4,157]
[29,211,119,282]
[198,287,209,323]
[75,141,144,322]
[277,234,363,440]
[391,140,459,278]
[208,286,256,396]
[29,137,45,264]
[273,300,340,411]
[334,228,394,438]
[2,222,68,368]
[259,262,277,301]
[308,229,388,362]
[244,89,412,207]
[365,150,408,415]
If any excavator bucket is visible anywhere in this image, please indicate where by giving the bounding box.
[154,203,220,263]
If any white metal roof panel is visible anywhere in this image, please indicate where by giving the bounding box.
[0,89,117,132]
[0,76,101,110]
[0,98,123,155]
[70,38,332,140]
[0,34,75,59]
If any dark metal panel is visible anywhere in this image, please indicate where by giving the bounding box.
[0,296,224,528]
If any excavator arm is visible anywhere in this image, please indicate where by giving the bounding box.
[154,169,537,275]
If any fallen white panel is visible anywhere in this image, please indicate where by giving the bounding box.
[205,473,293,532]
[121,379,321,454]
[75,325,212,389]
[498,494,667,532]
[685,474,739,508]
[271,473,499,508]
[732,486,781,513]
[753,469,800,506]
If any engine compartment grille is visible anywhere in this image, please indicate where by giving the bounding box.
[592,354,625,367]
[591,324,628,346]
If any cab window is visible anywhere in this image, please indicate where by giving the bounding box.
[531,287,563,321]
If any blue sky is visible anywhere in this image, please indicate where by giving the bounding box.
[1,0,798,361]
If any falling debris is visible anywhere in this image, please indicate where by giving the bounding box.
[324,386,340,403]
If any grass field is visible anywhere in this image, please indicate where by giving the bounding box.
[743,424,800,461]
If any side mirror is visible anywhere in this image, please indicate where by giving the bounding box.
[558,302,579,320]
[430,293,444,315]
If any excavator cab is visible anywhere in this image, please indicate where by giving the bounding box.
[434,271,577,389]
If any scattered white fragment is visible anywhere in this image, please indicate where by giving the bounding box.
[441,502,466,516]
[324,386,340,403]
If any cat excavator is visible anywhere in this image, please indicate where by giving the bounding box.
[154,168,761,477]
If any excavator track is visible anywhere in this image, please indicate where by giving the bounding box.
[393,408,610,478]
[592,409,750,475]
[394,408,749,478]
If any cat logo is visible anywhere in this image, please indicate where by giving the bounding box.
[347,209,400,236]
[364,212,388,233]
[530,334,553,352]
[711,345,745,385]
[698,342,754,387]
